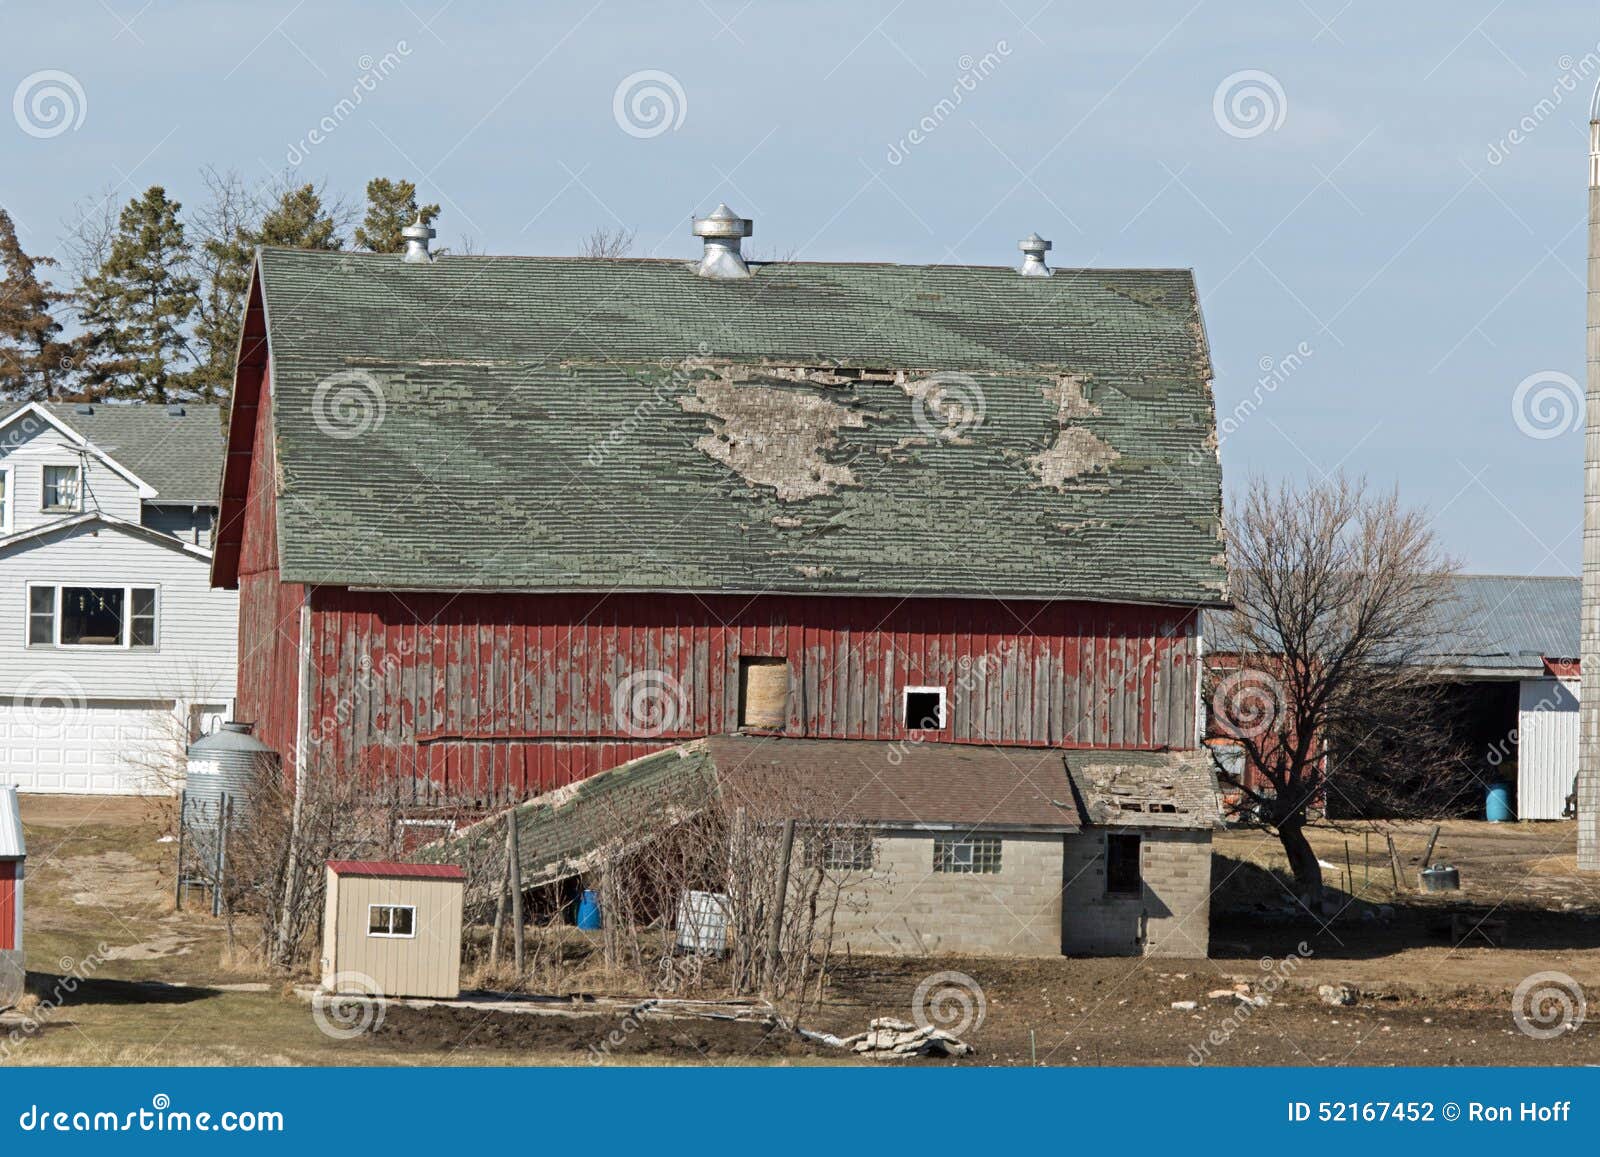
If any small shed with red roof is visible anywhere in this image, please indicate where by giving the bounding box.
[321,860,466,1000]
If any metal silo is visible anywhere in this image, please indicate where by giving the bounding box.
[178,722,278,913]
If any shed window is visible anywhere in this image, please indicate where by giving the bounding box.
[1106,833,1143,895]
[903,687,946,730]
[42,464,81,512]
[738,657,789,730]
[933,835,1001,874]
[368,904,416,938]
[807,830,876,872]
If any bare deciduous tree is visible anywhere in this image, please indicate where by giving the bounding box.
[580,226,635,258]
[1211,474,1460,907]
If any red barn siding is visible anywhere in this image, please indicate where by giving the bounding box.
[296,590,1199,801]
[231,362,307,766]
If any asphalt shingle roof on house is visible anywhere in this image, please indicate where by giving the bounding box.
[46,402,225,505]
[1202,574,1579,676]
[250,247,1226,604]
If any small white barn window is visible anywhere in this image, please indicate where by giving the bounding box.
[42,465,81,512]
[367,904,416,938]
[903,686,946,730]
[933,835,1002,873]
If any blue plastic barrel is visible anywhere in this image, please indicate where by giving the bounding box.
[576,889,602,930]
[1486,781,1514,823]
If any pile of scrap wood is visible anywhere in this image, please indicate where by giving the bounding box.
[800,1016,972,1058]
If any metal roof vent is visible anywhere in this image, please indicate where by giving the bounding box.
[74,403,94,415]
[401,214,436,264]
[1019,233,1052,278]
[692,203,754,279]
[167,404,185,416]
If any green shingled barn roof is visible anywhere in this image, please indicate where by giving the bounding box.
[253,247,1226,604]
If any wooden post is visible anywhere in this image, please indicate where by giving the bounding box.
[507,813,525,977]
[1419,824,1441,871]
[1364,832,1371,888]
[489,848,509,967]
[1343,840,1354,899]
[1386,834,1403,891]
[764,819,797,994]
[174,789,188,910]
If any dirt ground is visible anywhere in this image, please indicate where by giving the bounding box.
[4,796,1599,1066]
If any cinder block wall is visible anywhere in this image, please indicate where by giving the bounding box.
[1061,828,1213,958]
[830,830,1064,957]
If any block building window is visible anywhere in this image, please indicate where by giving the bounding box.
[806,829,876,872]
[367,904,416,938]
[737,657,789,730]
[933,835,1002,874]
[902,686,946,730]
[1105,833,1143,895]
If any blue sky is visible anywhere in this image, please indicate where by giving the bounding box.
[3,1,1595,575]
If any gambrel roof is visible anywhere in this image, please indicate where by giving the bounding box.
[223,247,1226,604]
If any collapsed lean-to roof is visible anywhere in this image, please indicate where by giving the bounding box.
[237,248,1226,605]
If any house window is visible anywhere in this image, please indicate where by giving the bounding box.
[0,467,10,532]
[1106,833,1143,895]
[26,584,159,648]
[807,830,876,871]
[738,657,789,730]
[933,835,1002,874]
[903,686,946,730]
[42,465,81,512]
[367,904,416,938]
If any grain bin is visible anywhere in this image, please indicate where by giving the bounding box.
[178,722,278,913]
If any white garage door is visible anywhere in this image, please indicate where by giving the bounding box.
[0,698,177,795]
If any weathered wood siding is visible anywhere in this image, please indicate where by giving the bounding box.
[298,590,1199,800]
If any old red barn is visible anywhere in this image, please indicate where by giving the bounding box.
[213,215,1227,806]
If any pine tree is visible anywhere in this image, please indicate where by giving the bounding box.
[354,178,439,253]
[75,186,200,403]
[191,179,343,402]
[0,208,74,402]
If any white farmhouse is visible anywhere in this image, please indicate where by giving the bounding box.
[0,401,238,794]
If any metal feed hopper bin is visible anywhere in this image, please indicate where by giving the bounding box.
[321,860,465,1000]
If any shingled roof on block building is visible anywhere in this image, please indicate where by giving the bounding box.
[219,245,1226,605]
[1064,749,1222,830]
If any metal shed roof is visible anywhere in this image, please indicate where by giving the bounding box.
[0,786,24,859]
[326,860,465,880]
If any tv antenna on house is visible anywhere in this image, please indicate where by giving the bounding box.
[48,439,116,515]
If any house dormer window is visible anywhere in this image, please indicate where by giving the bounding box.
[0,467,10,532]
[42,465,81,513]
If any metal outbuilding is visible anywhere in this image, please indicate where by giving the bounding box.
[321,860,465,1000]
[1,786,25,1009]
